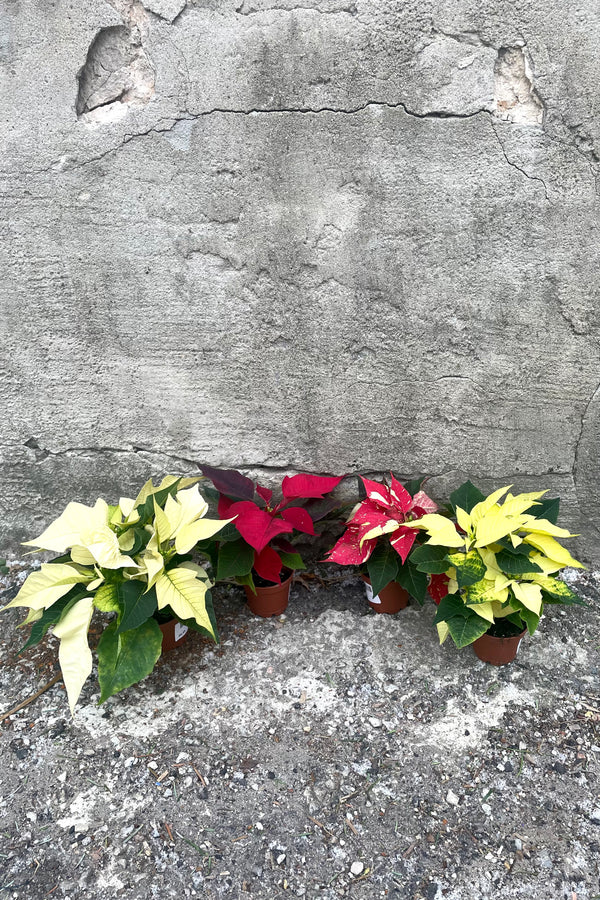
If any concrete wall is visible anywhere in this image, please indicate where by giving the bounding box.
[1,0,599,559]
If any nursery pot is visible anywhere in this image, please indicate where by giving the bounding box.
[472,628,526,666]
[158,618,189,653]
[361,576,410,614]
[244,570,293,617]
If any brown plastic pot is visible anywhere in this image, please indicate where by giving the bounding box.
[472,628,526,665]
[244,571,293,617]
[361,576,410,614]
[158,618,189,652]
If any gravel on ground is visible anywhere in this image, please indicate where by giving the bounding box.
[1,562,599,899]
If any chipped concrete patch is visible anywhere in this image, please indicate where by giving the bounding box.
[493,46,544,126]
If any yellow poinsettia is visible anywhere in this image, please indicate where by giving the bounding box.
[416,482,586,650]
[409,486,583,574]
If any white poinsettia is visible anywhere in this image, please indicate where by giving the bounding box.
[24,498,135,569]
[6,474,232,714]
[4,563,94,611]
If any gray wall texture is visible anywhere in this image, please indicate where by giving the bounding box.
[1,0,599,560]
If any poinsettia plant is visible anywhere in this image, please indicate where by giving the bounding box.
[200,465,344,591]
[406,480,586,648]
[325,474,438,601]
[2,476,231,712]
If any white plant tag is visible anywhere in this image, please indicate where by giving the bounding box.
[174,622,188,642]
[364,583,382,605]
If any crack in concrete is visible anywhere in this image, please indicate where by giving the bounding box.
[490,119,549,201]
[40,102,491,174]
[234,2,358,16]
[573,381,600,481]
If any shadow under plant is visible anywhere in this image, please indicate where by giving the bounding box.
[0,563,599,900]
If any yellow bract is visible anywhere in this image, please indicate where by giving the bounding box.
[406,514,464,548]
[361,519,399,544]
[24,498,135,570]
[53,596,94,715]
[426,485,584,642]
[4,563,93,611]
[512,581,543,615]
[523,533,584,569]
[151,485,233,555]
[155,566,214,636]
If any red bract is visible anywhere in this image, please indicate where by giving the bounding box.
[211,468,344,583]
[327,474,437,566]
[427,573,449,604]
[224,500,293,553]
[281,473,344,501]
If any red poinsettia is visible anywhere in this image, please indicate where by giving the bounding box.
[202,465,344,583]
[327,474,438,566]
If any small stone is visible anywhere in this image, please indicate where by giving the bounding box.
[481,803,492,815]
[276,853,286,865]
[591,809,600,824]
[514,839,523,850]
[446,789,459,806]
[350,861,364,876]
[255,822,264,831]
[368,717,382,728]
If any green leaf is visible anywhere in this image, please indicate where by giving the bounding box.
[511,602,539,635]
[214,522,241,543]
[434,593,469,624]
[409,543,450,574]
[449,480,485,514]
[127,526,152,557]
[526,496,560,525]
[19,589,85,653]
[217,539,254,580]
[46,554,73,565]
[367,542,399,596]
[505,611,526,629]
[97,619,163,704]
[278,551,305,572]
[194,539,219,572]
[447,549,486,589]
[116,583,158,635]
[403,476,425,495]
[177,590,220,644]
[205,588,218,640]
[495,539,532,557]
[446,612,490,648]
[236,571,256,594]
[536,576,587,607]
[135,479,182,525]
[495,551,542,576]
[93,583,121,614]
[395,563,428,603]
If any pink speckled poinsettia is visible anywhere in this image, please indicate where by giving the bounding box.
[327,474,438,567]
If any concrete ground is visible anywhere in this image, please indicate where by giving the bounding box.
[1,562,599,899]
